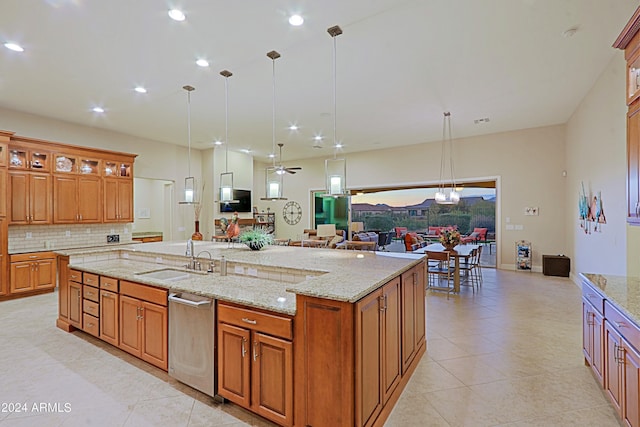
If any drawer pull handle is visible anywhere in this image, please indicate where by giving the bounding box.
[241,337,247,357]
[242,318,257,325]
[615,321,626,328]
[29,255,38,259]
[253,341,258,361]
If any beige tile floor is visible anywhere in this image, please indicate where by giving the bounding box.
[0,268,622,426]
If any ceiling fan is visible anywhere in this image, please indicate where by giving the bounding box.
[274,143,302,175]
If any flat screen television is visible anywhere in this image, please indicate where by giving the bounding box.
[220,189,252,213]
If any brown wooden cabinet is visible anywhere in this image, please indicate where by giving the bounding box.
[401,263,426,373]
[217,302,293,427]
[104,178,133,222]
[53,175,102,223]
[9,252,56,294]
[69,276,82,330]
[8,147,50,171]
[118,281,168,370]
[355,277,401,427]
[9,172,51,225]
[99,276,120,346]
[294,259,426,427]
[583,297,604,385]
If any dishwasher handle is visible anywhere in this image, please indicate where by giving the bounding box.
[169,293,212,308]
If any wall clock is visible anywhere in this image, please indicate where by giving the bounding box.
[283,201,302,225]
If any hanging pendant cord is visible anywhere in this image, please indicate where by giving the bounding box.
[272,55,277,167]
[447,112,456,191]
[332,33,337,160]
[182,85,195,178]
[225,75,229,173]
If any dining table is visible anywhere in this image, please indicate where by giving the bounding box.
[414,243,480,293]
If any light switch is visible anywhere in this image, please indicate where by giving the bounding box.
[506,224,514,230]
[515,224,524,230]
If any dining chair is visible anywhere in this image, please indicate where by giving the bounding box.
[473,245,483,286]
[426,251,454,298]
[458,248,478,292]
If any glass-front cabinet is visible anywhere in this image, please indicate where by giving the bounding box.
[104,161,131,178]
[9,148,50,171]
[53,154,101,175]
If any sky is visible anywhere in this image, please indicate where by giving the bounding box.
[352,187,496,207]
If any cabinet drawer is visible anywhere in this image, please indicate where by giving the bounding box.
[83,313,99,337]
[605,301,640,350]
[83,272,99,288]
[83,285,99,303]
[83,299,99,317]
[100,276,119,292]
[582,282,604,315]
[69,269,82,283]
[120,280,167,306]
[11,251,55,263]
[218,303,292,340]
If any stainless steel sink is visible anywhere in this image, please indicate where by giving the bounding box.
[135,268,202,282]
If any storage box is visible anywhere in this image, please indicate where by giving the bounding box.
[542,255,570,277]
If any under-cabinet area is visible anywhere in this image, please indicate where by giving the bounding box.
[54,242,426,427]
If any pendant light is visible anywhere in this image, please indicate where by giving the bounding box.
[218,70,238,204]
[261,50,287,201]
[324,25,348,197]
[179,85,197,204]
[434,112,460,205]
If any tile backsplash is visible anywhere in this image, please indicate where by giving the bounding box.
[9,223,133,253]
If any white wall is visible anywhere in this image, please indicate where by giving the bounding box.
[0,107,203,241]
[565,54,628,277]
[133,178,169,233]
[254,124,567,270]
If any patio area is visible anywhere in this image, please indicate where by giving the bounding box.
[384,239,497,268]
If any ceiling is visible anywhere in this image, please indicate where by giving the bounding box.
[0,0,636,162]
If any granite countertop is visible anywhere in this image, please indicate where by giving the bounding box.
[10,241,139,255]
[580,273,640,326]
[62,241,423,315]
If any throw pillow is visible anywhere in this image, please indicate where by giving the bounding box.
[329,235,343,248]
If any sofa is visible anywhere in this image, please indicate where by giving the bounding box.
[404,232,428,252]
[289,229,346,248]
[345,231,378,251]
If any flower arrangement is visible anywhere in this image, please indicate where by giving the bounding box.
[239,227,274,250]
[439,228,461,249]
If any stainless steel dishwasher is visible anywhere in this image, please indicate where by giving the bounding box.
[168,292,216,397]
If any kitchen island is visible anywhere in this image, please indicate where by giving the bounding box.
[56,241,426,427]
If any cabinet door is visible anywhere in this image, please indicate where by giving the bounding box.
[623,339,640,427]
[10,261,33,293]
[252,332,293,427]
[628,104,640,223]
[119,295,142,356]
[414,264,426,349]
[117,180,133,222]
[33,259,56,289]
[140,301,167,370]
[69,281,82,329]
[9,172,29,224]
[605,321,624,417]
[78,176,102,223]
[53,175,78,223]
[104,178,119,222]
[382,278,401,404]
[0,169,6,218]
[29,173,51,224]
[100,290,119,346]
[218,323,251,408]
[592,309,605,384]
[355,289,383,427]
[58,259,70,320]
[401,270,417,373]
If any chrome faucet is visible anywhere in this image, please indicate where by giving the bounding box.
[196,250,214,273]
[185,239,196,270]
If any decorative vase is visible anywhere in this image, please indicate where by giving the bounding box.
[192,220,203,241]
[443,242,457,251]
[247,242,263,251]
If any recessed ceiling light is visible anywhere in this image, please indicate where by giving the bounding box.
[313,135,323,141]
[213,140,223,146]
[168,9,186,21]
[196,59,209,67]
[288,125,298,131]
[134,86,147,94]
[4,42,24,52]
[268,153,276,158]
[241,148,252,154]
[289,14,304,26]
[92,107,105,113]
[335,143,343,149]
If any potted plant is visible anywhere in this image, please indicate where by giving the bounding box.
[239,227,274,251]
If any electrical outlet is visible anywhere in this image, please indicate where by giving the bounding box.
[107,234,120,243]
[66,230,71,237]
[26,232,32,239]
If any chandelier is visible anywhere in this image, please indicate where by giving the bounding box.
[434,112,460,205]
